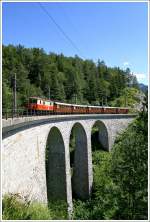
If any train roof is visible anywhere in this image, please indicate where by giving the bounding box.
[54,101,129,109]
[28,97,128,109]
[29,97,54,102]
[54,101,88,107]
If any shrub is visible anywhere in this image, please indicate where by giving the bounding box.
[2,194,30,220]
[2,194,60,220]
[27,202,53,220]
[48,200,68,220]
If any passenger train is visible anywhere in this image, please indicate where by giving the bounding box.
[26,97,129,114]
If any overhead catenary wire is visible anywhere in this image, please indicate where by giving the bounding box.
[38,2,86,59]
[57,3,80,37]
[56,3,88,53]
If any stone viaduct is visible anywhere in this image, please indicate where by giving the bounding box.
[2,114,135,211]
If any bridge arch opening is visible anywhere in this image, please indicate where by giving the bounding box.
[91,120,109,151]
[45,126,67,202]
[69,122,89,200]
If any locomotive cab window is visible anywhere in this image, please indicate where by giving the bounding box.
[37,99,42,104]
[29,98,37,104]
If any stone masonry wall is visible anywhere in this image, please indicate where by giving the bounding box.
[2,115,134,210]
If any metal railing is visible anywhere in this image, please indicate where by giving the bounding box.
[2,108,54,120]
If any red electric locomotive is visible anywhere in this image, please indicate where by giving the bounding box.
[27,97,54,112]
[27,97,129,114]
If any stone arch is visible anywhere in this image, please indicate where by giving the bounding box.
[69,122,89,200]
[46,126,67,201]
[91,120,109,151]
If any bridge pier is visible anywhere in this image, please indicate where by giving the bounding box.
[46,127,67,201]
[71,123,92,200]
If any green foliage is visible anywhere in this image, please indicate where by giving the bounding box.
[2,194,68,220]
[111,87,141,108]
[91,151,117,219]
[26,202,53,220]
[73,98,148,220]
[2,82,12,110]
[48,200,68,220]
[73,150,116,220]
[91,127,105,151]
[110,99,148,219]
[2,194,30,220]
[3,44,141,112]
[73,199,92,220]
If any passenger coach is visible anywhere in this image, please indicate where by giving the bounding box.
[26,97,129,114]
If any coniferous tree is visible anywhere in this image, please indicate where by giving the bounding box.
[2,44,142,110]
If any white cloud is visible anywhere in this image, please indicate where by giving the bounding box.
[123,61,129,66]
[134,73,146,80]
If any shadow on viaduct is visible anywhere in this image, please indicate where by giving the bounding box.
[2,114,135,211]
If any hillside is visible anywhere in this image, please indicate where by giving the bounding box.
[139,83,148,94]
[3,44,141,111]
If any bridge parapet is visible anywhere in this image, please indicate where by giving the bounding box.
[2,114,136,138]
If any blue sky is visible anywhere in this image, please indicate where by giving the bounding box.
[3,2,148,84]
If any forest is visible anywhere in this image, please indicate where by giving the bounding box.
[2,44,141,112]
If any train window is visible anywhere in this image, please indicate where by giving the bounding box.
[45,101,49,105]
[30,98,37,104]
[37,99,40,104]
